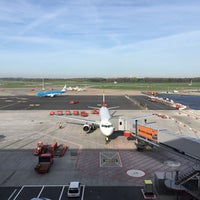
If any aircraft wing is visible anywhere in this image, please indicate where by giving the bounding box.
[88,106,119,110]
[56,115,100,126]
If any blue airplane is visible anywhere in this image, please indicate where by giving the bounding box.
[36,85,66,97]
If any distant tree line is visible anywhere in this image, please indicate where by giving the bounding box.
[0,77,200,83]
[87,77,197,83]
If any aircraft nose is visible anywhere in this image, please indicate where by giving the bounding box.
[106,127,114,136]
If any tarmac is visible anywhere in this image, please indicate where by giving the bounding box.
[0,88,200,200]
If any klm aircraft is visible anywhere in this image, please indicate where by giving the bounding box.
[36,85,66,97]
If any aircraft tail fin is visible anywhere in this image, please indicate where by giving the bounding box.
[102,94,119,109]
[102,94,106,107]
[62,84,67,92]
[88,94,106,109]
[88,94,119,110]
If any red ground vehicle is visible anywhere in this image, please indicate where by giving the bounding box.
[73,110,79,115]
[50,142,67,157]
[57,110,63,115]
[35,153,53,173]
[34,141,48,156]
[80,111,88,117]
[91,109,99,114]
[69,100,79,104]
[66,110,72,115]
[34,141,67,157]
[150,98,156,102]
[49,111,55,115]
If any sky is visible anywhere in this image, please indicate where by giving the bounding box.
[0,0,200,78]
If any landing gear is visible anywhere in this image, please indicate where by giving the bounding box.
[105,136,110,144]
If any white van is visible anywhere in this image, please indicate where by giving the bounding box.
[67,181,81,198]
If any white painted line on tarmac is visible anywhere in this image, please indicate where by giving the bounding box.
[13,185,25,200]
[58,185,66,200]
[37,185,45,198]
[81,185,85,200]
[8,189,17,200]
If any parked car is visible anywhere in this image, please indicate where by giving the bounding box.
[67,181,81,198]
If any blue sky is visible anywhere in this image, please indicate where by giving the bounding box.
[0,0,200,78]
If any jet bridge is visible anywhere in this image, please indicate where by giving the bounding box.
[134,120,200,162]
[118,117,200,161]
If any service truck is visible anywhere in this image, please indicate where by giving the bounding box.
[35,153,53,173]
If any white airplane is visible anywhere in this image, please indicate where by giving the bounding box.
[58,95,118,141]
[36,85,66,97]
[67,86,86,92]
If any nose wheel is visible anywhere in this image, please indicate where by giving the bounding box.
[105,136,110,144]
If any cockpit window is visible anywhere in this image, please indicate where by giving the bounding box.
[101,124,113,128]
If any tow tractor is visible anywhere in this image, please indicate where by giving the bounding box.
[34,141,67,157]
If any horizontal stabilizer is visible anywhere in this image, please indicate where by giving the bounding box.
[88,106,100,110]
[108,106,120,110]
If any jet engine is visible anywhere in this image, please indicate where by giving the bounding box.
[83,124,96,133]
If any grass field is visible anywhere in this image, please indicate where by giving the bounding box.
[0,78,200,92]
